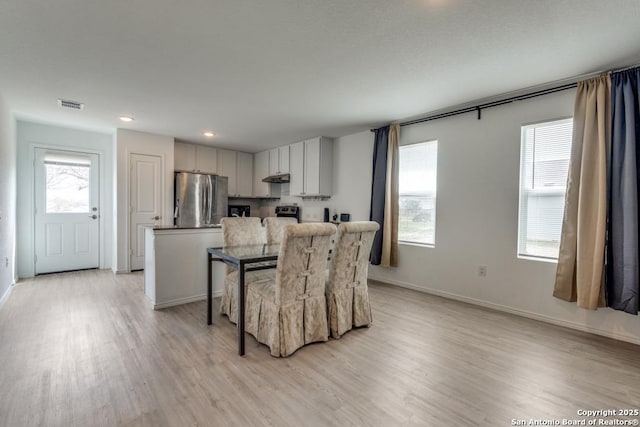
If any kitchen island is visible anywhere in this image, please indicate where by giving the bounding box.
[144,226,226,309]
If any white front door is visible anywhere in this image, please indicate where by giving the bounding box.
[34,148,100,274]
[130,153,163,271]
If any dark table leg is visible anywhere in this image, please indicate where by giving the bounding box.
[207,252,212,325]
[238,261,245,356]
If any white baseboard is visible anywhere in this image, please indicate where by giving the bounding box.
[369,275,640,346]
[0,282,15,310]
[152,292,223,310]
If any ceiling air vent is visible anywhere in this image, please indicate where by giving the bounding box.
[57,98,84,110]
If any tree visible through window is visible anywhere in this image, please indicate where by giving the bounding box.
[45,162,90,213]
[518,118,572,260]
[398,140,438,245]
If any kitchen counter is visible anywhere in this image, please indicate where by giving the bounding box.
[144,227,226,309]
[151,224,221,230]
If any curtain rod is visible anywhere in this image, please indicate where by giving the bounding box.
[370,82,577,132]
[403,82,578,126]
[370,62,640,132]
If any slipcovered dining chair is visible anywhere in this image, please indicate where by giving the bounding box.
[245,223,336,357]
[263,217,298,244]
[326,221,379,339]
[219,217,273,323]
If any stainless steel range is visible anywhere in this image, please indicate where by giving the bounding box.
[275,205,300,222]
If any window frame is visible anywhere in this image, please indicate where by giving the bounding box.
[397,139,438,248]
[517,117,573,262]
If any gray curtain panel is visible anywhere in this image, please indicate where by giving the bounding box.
[607,67,640,315]
[380,123,399,268]
[369,126,390,265]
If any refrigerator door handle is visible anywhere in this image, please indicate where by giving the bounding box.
[206,176,213,224]
[201,178,207,222]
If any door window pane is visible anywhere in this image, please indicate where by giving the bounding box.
[45,162,90,213]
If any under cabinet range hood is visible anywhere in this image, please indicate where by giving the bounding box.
[262,173,290,183]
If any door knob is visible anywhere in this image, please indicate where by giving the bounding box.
[151,216,161,220]
[89,214,98,219]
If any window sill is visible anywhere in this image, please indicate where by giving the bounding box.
[517,255,558,264]
[399,241,435,249]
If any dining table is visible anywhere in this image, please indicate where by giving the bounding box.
[206,244,280,356]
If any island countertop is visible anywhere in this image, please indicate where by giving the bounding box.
[149,224,221,230]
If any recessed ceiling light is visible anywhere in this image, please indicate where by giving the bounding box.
[204,131,215,137]
[119,116,134,122]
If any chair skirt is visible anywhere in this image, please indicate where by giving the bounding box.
[327,285,372,339]
[219,269,275,324]
[246,283,328,357]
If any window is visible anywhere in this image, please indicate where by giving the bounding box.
[44,153,91,213]
[518,118,572,260]
[398,140,438,246]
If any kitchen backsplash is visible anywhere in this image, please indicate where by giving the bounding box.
[230,194,350,223]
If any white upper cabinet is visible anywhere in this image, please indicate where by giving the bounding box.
[278,146,290,174]
[175,141,255,198]
[236,152,253,197]
[289,142,305,196]
[254,150,271,197]
[195,145,218,174]
[174,141,217,174]
[217,149,255,198]
[290,137,333,197]
[174,141,196,171]
[217,149,237,196]
[269,146,290,175]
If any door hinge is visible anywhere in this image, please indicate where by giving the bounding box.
[34,254,37,263]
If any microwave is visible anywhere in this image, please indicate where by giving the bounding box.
[228,205,250,217]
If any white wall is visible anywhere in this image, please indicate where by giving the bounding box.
[16,121,114,278]
[334,91,640,345]
[328,130,374,220]
[115,129,174,273]
[0,94,17,305]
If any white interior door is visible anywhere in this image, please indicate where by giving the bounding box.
[130,153,162,271]
[34,148,100,274]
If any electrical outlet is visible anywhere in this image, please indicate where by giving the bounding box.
[4,256,8,268]
[478,265,487,277]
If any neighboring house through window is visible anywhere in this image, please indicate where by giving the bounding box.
[398,140,438,246]
[518,118,573,260]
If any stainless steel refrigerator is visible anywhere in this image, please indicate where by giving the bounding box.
[174,172,228,227]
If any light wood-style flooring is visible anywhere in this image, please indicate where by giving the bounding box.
[0,270,639,426]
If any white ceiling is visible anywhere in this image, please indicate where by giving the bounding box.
[1,0,639,152]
